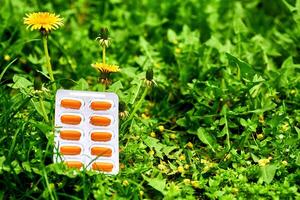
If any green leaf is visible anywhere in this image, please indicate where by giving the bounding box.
[296,152,300,166]
[226,53,255,79]
[143,175,166,195]
[295,126,300,139]
[31,120,52,134]
[73,78,89,90]
[167,29,177,43]
[22,162,32,172]
[108,80,123,93]
[251,153,259,162]
[144,136,160,149]
[197,127,216,152]
[176,117,187,127]
[162,146,177,157]
[126,81,142,105]
[259,165,277,184]
[31,99,50,119]
[205,36,223,50]
[249,83,263,98]
[11,75,33,89]
[11,160,22,174]
[282,0,297,12]
[0,156,5,173]
[233,18,247,34]
[277,56,300,87]
[240,118,248,127]
[144,136,164,159]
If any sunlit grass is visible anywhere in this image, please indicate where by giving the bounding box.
[0,0,299,199]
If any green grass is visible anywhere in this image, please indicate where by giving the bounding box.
[1,0,300,199]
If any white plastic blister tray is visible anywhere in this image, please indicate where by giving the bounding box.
[54,89,119,174]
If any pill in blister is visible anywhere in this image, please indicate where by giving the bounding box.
[91,146,112,157]
[61,114,82,125]
[91,131,112,142]
[65,161,83,169]
[92,162,113,172]
[55,90,119,174]
[90,116,111,126]
[60,146,81,155]
[61,99,82,109]
[90,101,112,110]
[60,130,81,140]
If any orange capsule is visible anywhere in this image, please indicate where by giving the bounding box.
[61,99,82,109]
[91,147,112,157]
[61,114,82,125]
[60,146,81,155]
[65,161,83,169]
[91,132,112,142]
[90,116,111,126]
[90,101,112,110]
[92,162,113,172]
[60,130,81,140]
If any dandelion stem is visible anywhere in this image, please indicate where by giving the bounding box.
[103,46,106,64]
[39,94,49,122]
[124,86,148,125]
[42,36,56,90]
[223,111,231,149]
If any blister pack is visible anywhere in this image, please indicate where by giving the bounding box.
[54,89,119,174]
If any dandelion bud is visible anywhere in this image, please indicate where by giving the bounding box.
[146,68,153,81]
[119,101,126,112]
[34,76,42,91]
[119,101,128,118]
[100,28,109,40]
[144,68,157,87]
[96,28,111,47]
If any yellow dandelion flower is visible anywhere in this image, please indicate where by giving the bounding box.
[149,150,155,156]
[257,133,264,140]
[187,142,193,149]
[91,62,120,73]
[158,163,167,171]
[177,166,184,173]
[179,154,186,161]
[150,131,156,138]
[24,12,63,32]
[191,181,200,188]
[170,133,176,139]
[4,55,11,61]
[142,113,150,119]
[282,160,288,166]
[259,115,265,124]
[258,158,270,167]
[184,164,190,170]
[122,180,129,186]
[175,47,181,54]
[158,125,165,132]
[183,179,190,185]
